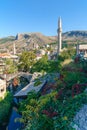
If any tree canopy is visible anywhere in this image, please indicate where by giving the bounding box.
[31,55,61,73]
[5,59,18,74]
[18,51,36,72]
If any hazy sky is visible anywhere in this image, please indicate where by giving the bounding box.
[0,0,87,37]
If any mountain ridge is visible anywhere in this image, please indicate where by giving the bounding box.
[0,31,87,52]
[1,30,87,40]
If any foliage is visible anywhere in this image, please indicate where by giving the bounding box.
[58,48,76,61]
[49,42,57,45]
[62,41,68,48]
[31,55,61,73]
[18,51,36,72]
[5,58,18,74]
[18,54,87,130]
[19,90,87,130]
[0,92,13,125]
[18,91,39,113]
[63,72,87,89]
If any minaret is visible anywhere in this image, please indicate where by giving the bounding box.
[13,42,16,55]
[76,44,79,55]
[57,17,62,55]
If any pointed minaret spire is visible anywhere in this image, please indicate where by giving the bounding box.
[58,17,62,29]
[13,42,16,55]
[57,17,62,55]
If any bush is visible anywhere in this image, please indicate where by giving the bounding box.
[31,55,61,73]
[58,48,76,61]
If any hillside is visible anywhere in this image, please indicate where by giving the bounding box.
[0,33,57,53]
[0,36,15,44]
[0,31,87,52]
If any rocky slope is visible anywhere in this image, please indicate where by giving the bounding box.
[0,32,57,53]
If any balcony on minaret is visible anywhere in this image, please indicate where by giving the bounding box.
[57,28,61,33]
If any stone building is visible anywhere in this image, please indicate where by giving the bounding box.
[0,79,6,99]
[76,44,87,58]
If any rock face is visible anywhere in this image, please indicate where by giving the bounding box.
[15,33,31,40]
[16,33,24,40]
[71,105,87,130]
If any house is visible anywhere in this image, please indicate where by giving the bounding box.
[0,53,18,59]
[76,44,87,59]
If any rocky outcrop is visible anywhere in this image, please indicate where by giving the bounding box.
[15,33,24,40]
[16,33,31,40]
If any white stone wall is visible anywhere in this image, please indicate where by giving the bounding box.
[0,79,6,99]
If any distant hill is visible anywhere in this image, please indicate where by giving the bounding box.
[63,31,87,37]
[15,32,56,44]
[0,31,87,53]
[63,31,87,42]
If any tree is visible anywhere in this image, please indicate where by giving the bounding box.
[31,55,61,73]
[18,51,36,72]
[5,59,18,74]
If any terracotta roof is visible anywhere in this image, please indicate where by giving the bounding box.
[0,53,18,58]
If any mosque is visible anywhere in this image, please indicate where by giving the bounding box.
[57,17,87,59]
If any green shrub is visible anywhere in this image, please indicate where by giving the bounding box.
[18,52,87,130]
[19,91,87,130]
